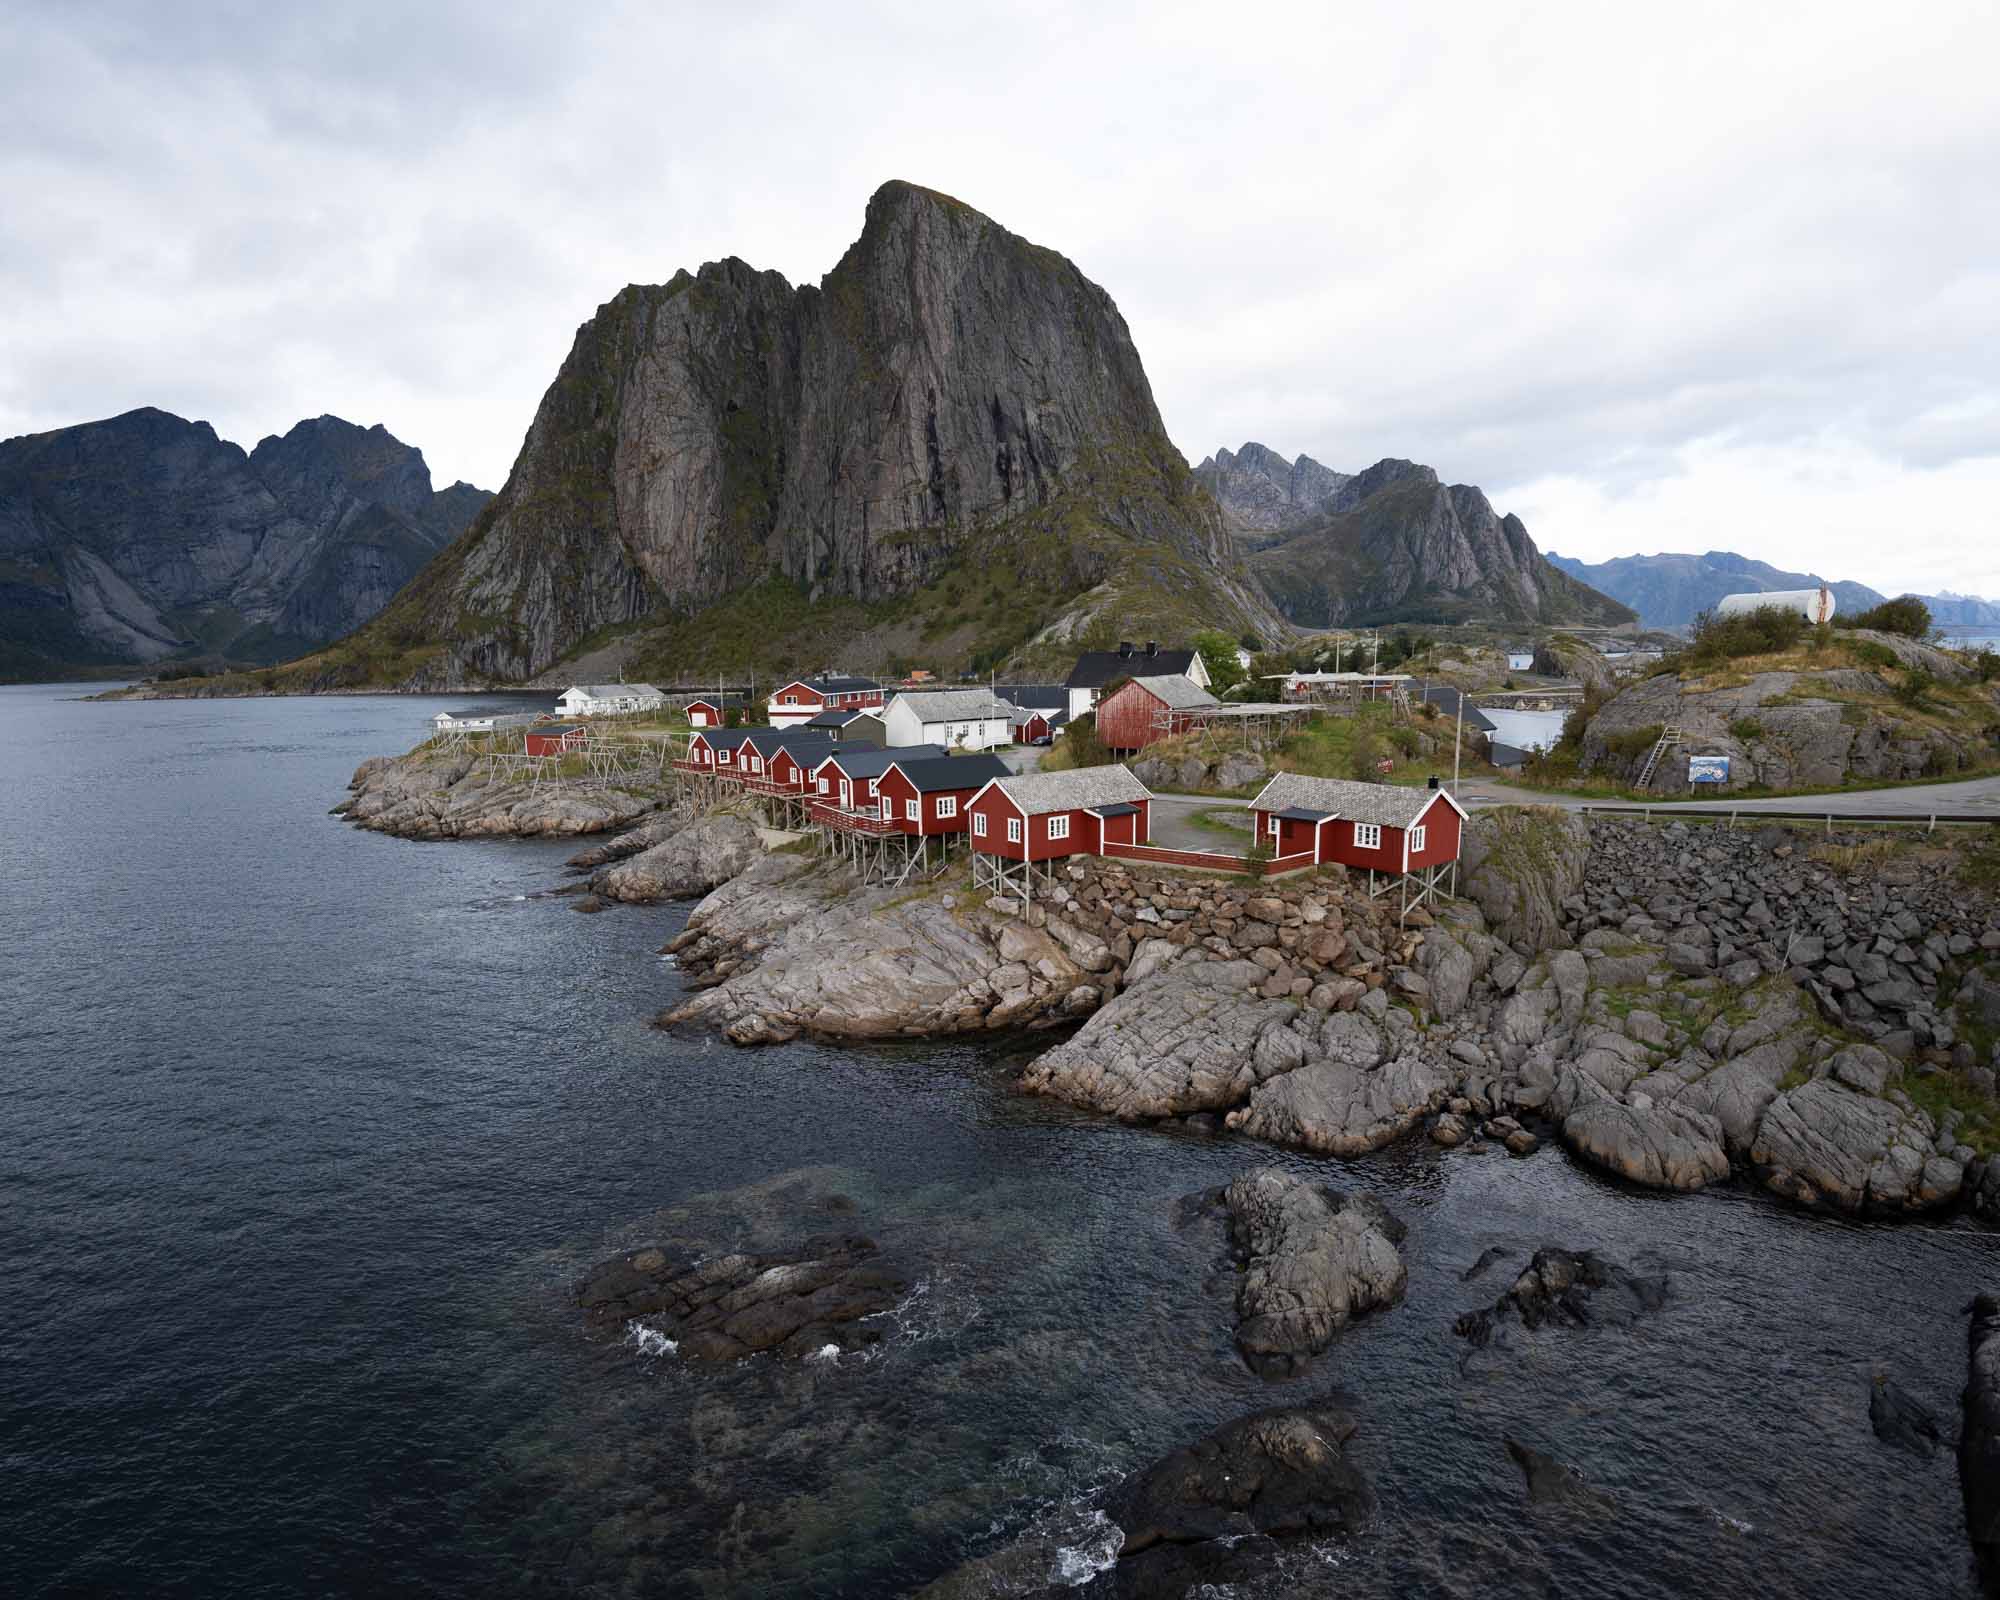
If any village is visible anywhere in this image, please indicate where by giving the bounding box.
[417,637,1482,916]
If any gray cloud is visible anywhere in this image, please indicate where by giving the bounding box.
[3,0,1995,596]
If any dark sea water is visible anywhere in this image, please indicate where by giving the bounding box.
[4,681,1996,1598]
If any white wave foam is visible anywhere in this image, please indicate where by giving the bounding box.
[859,1263,981,1352]
[806,1343,841,1363]
[624,1320,678,1358]
[1049,1508,1123,1585]
[1707,1505,1754,1534]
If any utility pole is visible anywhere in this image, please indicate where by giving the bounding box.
[1452,689,1464,793]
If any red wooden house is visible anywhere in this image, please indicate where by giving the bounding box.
[1247,773,1466,909]
[679,726,760,774]
[735,730,851,792]
[685,696,742,728]
[809,744,946,812]
[873,755,1012,837]
[965,766,1153,902]
[523,724,587,756]
[766,676,885,728]
[1093,673,1219,755]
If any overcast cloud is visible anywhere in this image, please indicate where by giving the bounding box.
[4,0,1996,597]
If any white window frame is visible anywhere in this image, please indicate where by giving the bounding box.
[817,777,830,794]
[718,749,732,765]
[973,812,988,837]
[781,694,797,705]
[1048,814,1070,841]
[903,798,918,822]
[1007,817,1023,844]
[1268,813,1281,840]
[1354,822,1382,850]
[880,796,894,821]
[1410,825,1427,853]
[936,796,958,818]
[746,755,762,773]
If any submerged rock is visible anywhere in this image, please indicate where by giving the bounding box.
[574,1234,909,1362]
[1870,1375,1942,1458]
[1964,1293,2000,1592]
[1455,1247,1668,1347]
[1212,1167,1406,1377]
[1504,1437,1618,1512]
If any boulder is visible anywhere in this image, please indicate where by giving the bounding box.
[1109,1402,1374,1560]
[1454,1247,1669,1347]
[1870,1375,1942,1458]
[1752,1078,1957,1214]
[1228,1039,1455,1156]
[1560,1097,1731,1191]
[1504,1438,1618,1513]
[1217,1168,1407,1377]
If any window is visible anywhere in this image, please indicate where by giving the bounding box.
[747,755,762,773]
[1048,814,1070,840]
[881,796,894,820]
[937,796,958,818]
[818,778,830,794]
[973,812,988,837]
[781,694,797,705]
[1410,825,1426,853]
[719,749,732,765]
[1268,813,1281,840]
[1007,817,1023,844]
[1354,822,1382,850]
[905,799,919,821]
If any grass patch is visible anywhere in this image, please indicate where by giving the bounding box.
[1896,1072,2000,1158]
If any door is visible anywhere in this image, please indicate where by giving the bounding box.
[840,779,852,807]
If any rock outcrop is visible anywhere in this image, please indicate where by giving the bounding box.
[1503,1438,1618,1512]
[1211,1168,1406,1377]
[1242,455,1632,630]
[1457,807,1591,955]
[337,747,658,840]
[0,407,486,677]
[299,180,1274,690]
[574,1234,909,1361]
[1544,548,1885,632]
[1574,632,1996,792]
[1194,441,1351,540]
[592,813,762,902]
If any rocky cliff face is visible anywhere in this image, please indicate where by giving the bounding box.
[1242,457,1633,629]
[1193,442,1350,542]
[327,181,1269,689]
[1544,549,1885,631]
[0,408,488,677]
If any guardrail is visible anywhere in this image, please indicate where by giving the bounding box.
[1574,804,1996,832]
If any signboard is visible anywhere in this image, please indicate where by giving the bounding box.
[1687,755,1731,785]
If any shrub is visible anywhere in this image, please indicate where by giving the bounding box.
[1839,596,1932,638]
[1348,722,1384,781]
[1847,639,1898,671]
[1729,718,1765,742]
[1893,668,1936,708]
[1677,605,1809,669]
[1970,647,2000,683]
[1060,712,1112,769]
[1603,723,1666,761]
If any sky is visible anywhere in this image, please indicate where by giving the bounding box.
[4,0,1997,598]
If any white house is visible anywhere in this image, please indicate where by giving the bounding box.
[881,689,1015,750]
[556,683,666,717]
[431,710,499,733]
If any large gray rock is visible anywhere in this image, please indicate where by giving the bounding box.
[594,813,762,901]
[1218,1168,1406,1377]
[1561,1096,1731,1191]
[1673,1039,1800,1156]
[1751,1078,1957,1214]
[1457,808,1592,954]
[1020,960,1292,1118]
[1227,1041,1456,1155]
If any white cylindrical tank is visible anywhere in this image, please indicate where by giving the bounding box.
[1715,587,1836,625]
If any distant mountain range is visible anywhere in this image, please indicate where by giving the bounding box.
[1195,443,1633,630]
[1543,549,2000,631]
[0,408,490,679]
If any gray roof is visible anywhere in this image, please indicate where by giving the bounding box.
[985,764,1153,817]
[1066,647,1196,688]
[1128,673,1219,711]
[1415,683,1497,733]
[888,754,1013,793]
[995,683,1067,711]
[890,689,1016,721]
[812,744,946,778]
[1249,772,1459,829]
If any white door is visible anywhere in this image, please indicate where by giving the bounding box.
[840,779,852,807]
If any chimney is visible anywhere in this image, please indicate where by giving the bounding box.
[1144,641,1158,656]
[1117,642,1133,658]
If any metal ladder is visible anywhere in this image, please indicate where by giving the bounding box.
[1636,723,1683,788]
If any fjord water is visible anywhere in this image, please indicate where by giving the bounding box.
[1,681,1992,1598]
